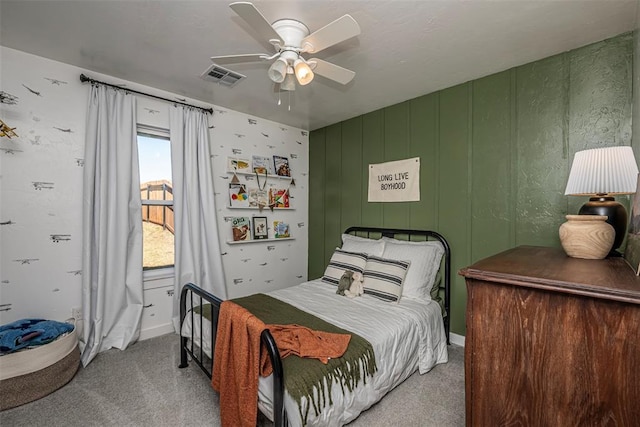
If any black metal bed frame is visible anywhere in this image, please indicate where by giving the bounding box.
[178,226,451,427]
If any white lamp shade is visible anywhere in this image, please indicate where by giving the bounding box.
[268,58,288,83]
[294,59,314,85]
[564,146,639,196]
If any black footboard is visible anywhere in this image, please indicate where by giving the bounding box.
[178,283,287,427]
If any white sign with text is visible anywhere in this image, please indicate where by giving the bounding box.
[368,157,420,202]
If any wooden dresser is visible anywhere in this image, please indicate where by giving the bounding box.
[459,246,640,426]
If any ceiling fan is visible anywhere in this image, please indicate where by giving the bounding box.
[206,1,361,90]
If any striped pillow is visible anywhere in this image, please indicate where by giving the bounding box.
[363,256,411,303]
[321,248,368,287]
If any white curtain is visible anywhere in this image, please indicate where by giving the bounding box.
[170,105,227,330]
[81,84,143,366]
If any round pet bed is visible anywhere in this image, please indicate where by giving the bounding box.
[0,327,80,411]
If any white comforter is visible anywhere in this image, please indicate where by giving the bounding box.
[181,279,448,427]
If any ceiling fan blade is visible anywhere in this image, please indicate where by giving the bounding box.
[308,58,355,85]
[229,2,283,45]
[302,15,360,54]
[210,54,270,65]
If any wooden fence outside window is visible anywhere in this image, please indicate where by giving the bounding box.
[140,180,174,234]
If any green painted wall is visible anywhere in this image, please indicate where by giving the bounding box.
[635,29,640,167]
[309,33,634,336]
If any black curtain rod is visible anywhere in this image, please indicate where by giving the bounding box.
[79,74,213,115]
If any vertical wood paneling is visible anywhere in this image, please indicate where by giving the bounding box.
[439,83,471,335]
[308,129,326,279]
[324,124,343,264]
[308,33,633,336]
[361,110,385,227]
[634,30,640,167]
[471,71,512,261]
[516,55,568,246]
[340,117,363,232]
[382,102,410,228]
[409,94,438,230]
[567,34,633,215]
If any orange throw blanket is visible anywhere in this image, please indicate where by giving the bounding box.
[211,300,351,427]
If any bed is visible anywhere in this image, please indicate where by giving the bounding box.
[179,226,451,426]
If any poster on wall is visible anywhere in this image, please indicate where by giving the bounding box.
[368,157,420,202]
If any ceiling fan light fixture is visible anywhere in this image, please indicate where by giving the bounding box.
[281,68,296,91]
[281,75,296,91]
[294,58,314,85]
[268,57,288,83]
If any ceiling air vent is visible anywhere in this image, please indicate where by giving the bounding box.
[200,64,246,88]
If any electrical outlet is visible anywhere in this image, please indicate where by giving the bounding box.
[71,307,82,320]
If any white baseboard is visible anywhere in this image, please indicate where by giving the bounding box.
[139,323,174,341]
[450,332,465,347]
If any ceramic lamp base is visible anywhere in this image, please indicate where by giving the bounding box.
[578,196,627,252]
[559,215,615,259]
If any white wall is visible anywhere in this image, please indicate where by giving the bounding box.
[0,47,309,334]
[211,108,309,299]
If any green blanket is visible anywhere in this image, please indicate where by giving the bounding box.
[197,294,377,424]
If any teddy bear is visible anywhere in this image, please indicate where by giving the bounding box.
[336,270,355,296]
[344,272,364,298]
[336,270,364,298]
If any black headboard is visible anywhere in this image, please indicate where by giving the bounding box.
[344,226,451,344]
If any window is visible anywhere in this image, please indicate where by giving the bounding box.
[137,127,174,270]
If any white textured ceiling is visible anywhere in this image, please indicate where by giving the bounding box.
[1,0,638,130]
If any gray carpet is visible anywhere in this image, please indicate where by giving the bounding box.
[0,334,465,426]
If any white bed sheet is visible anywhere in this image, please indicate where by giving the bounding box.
[181,279,448,427]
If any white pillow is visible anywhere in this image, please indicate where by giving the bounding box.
[381,237,444,300]
[321,248,368,287]
[341,234,385,257]
[363,256,410,303]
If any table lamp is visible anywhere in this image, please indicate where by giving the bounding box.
[564,146,639,255]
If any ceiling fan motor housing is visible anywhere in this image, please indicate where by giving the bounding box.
[272,19,310,54]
